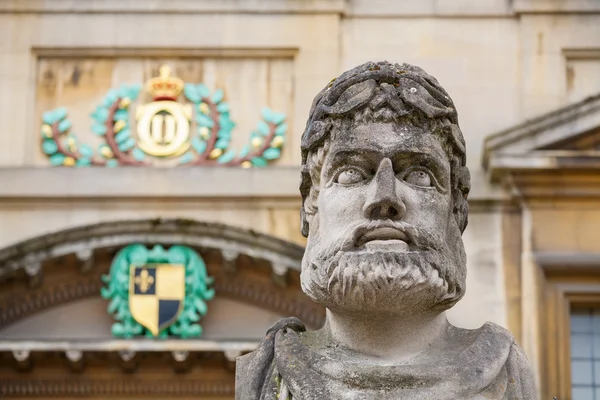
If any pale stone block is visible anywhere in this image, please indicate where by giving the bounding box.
[448,210,506,329]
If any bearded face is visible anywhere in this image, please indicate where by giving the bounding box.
[300,122,467,315]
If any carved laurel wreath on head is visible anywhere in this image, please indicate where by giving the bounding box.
[299,61,471,236]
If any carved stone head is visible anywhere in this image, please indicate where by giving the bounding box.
[299,61,471,316]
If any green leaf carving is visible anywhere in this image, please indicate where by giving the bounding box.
[106,159,119,168]
[79,144,93,158]
[54,108,68,122]
[261,107,275,122]
[92,124,107,136]
[251,156,268,167]
[257,121,270,135]
[215,138,229,150]
[218,129,232,139]
[275,123,287,136]
[196,113,214,128]
[118,137,136,152]
[178,152,194,164]
[42,108,67,125]
[57,122,72,136]
[217,149,236,164]
[113,109,129,121]
[76,158,91,167]
[272,112,286,125]
[184,84,200,103]
[117,85,130,99]
[263,147,281,160]
[115,128,131,144]
[49,153,66,166]
[191,137,207,154]
[219,116,235,131]
[127,84,142,100]
[196,84,210,98]
[91,107,109,123]
[42,139,58,155]
[132,148,146,161]
[102,89,118,107]
[216,102,230,113]
[239,145,250,158]
[57,119,72,133]
[42,111,55,125]
[211,89,224,104]
[118,83,141,100]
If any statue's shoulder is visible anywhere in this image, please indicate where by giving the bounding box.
[478,322,537,399]
[480,321,515,343]
[235,317,306,400]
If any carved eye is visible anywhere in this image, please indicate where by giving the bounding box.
[403,169,432,187]
[336,168,367,185]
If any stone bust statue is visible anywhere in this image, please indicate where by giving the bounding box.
[236,61,536,399]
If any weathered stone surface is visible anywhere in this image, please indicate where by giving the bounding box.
[236,61,536,399]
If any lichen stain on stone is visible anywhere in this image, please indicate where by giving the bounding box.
[537,32,544,55]
[566,64,575,93]
[70,65,81,86]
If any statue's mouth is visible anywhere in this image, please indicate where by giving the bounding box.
[355,227,411,251]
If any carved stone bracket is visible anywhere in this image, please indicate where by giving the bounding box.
[76,248,94,273]
[221,248,239,272]
[12,349,32,372]
[65,349,84,372]
[23,254,44,288]
[12,349,30,362]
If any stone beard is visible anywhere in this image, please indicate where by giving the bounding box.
[235,61,536,400]
[301,218,466,315]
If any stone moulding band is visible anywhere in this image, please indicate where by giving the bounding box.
[0,339,258,353]
[0,219,304,281]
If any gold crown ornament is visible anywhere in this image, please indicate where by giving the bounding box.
[146,65,184,101]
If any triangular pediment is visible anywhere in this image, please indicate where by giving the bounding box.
[483,93,600,170]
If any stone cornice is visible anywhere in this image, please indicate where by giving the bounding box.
[5,0,599,17]
[0,0,345,14]
[513,0,600,14]
[497,165,600,199]
[488,151,600,176]
[0,167,303,199]
[483,94,600,169]
[0,339,257,353]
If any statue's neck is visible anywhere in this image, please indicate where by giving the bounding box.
[322,309,450,363]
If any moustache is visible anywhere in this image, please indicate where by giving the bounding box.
[330,219,444,254]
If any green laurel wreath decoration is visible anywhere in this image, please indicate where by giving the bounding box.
[100,244,214,339]
[180,83,287,166]
[40,82,287,167]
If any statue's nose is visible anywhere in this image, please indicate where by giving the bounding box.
[363,158,406,220]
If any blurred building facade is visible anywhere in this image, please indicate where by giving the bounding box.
[0,1,599,399]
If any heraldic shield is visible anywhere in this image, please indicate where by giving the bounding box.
[129,264,185,336]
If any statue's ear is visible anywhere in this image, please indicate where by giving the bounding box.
[301,208,309,238]
[301,208,319,238]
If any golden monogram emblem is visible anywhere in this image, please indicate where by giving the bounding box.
[135,66,192,157]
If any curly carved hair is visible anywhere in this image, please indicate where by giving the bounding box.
[300,61,471,237]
